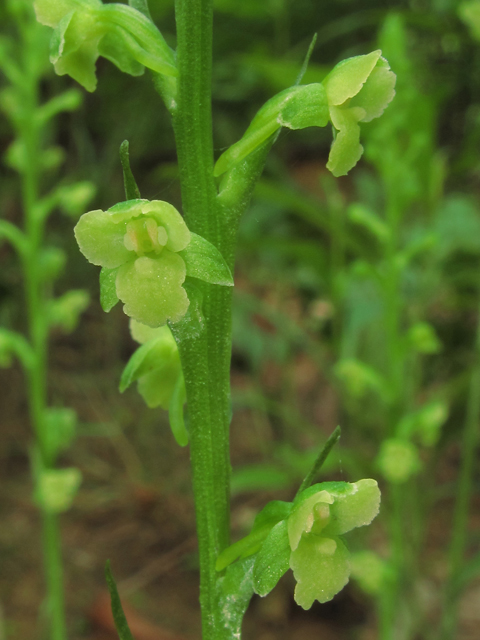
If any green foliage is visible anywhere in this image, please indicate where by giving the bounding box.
[105,561,136,640]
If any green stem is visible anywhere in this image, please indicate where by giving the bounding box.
[17,19,67,638]
[440,296,480,638]
[42,512,67,640]
[172,0,231,636]
[380,194,408,640]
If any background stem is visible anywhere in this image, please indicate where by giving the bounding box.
[18,20,67,639]
[440,294,480,638]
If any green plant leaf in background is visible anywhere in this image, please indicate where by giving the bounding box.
[105,561,135,640]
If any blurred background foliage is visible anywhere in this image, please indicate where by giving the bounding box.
[1,0,480,638]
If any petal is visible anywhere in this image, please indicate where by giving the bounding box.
[326,105,365,177]
[130,318,170,345]
[107,199,149,222]
[115,253,189,327]
[322,479,381,536]
[290,535,350,608]
[141,201,191,252]
[137,363,180,409]
[288,490,333,551]
[323,50,382,106]
[98,27,145,77]
[34,0,101,28]
[74,210,131,268]
[350,57,396,122]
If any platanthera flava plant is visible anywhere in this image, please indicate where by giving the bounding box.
[35,0,395,637]
[0,1,93,638]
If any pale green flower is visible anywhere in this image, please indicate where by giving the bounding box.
[288,479,380,608]
[323,50,396,176]
[216,478,381,609]
[125,319,182,410]
[34,0,177,91]
[75,199,190,327]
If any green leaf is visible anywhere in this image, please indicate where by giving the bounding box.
[251,500,293,534]
[216,500,292,571]
[100,267,120,312]
[214,84,329,177]
[217,557,255,640]
[215,529,266,572]
[296,426,342,495]
[168,374,188,446]
[347,203,389,243]
[0,328,34,369]
[0,219,27,255]
[294,33,317,86]
[105,561,135,640]
[119,140,141,201]
[36,88,82,123]
[168,280,206,342]
[253,519,290,596]
[179,233,233,286]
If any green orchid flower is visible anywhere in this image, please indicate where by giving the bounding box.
[287,479,380,608]
[213,50,395,180]
[74,198,233,328]
[323,50,396,177]
[75,199,191,327]
[216,479,381,609]
[123,319,182,411]
[119,319,188,446]
[34,0,177,92]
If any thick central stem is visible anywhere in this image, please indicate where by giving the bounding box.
[172,0,232,637]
